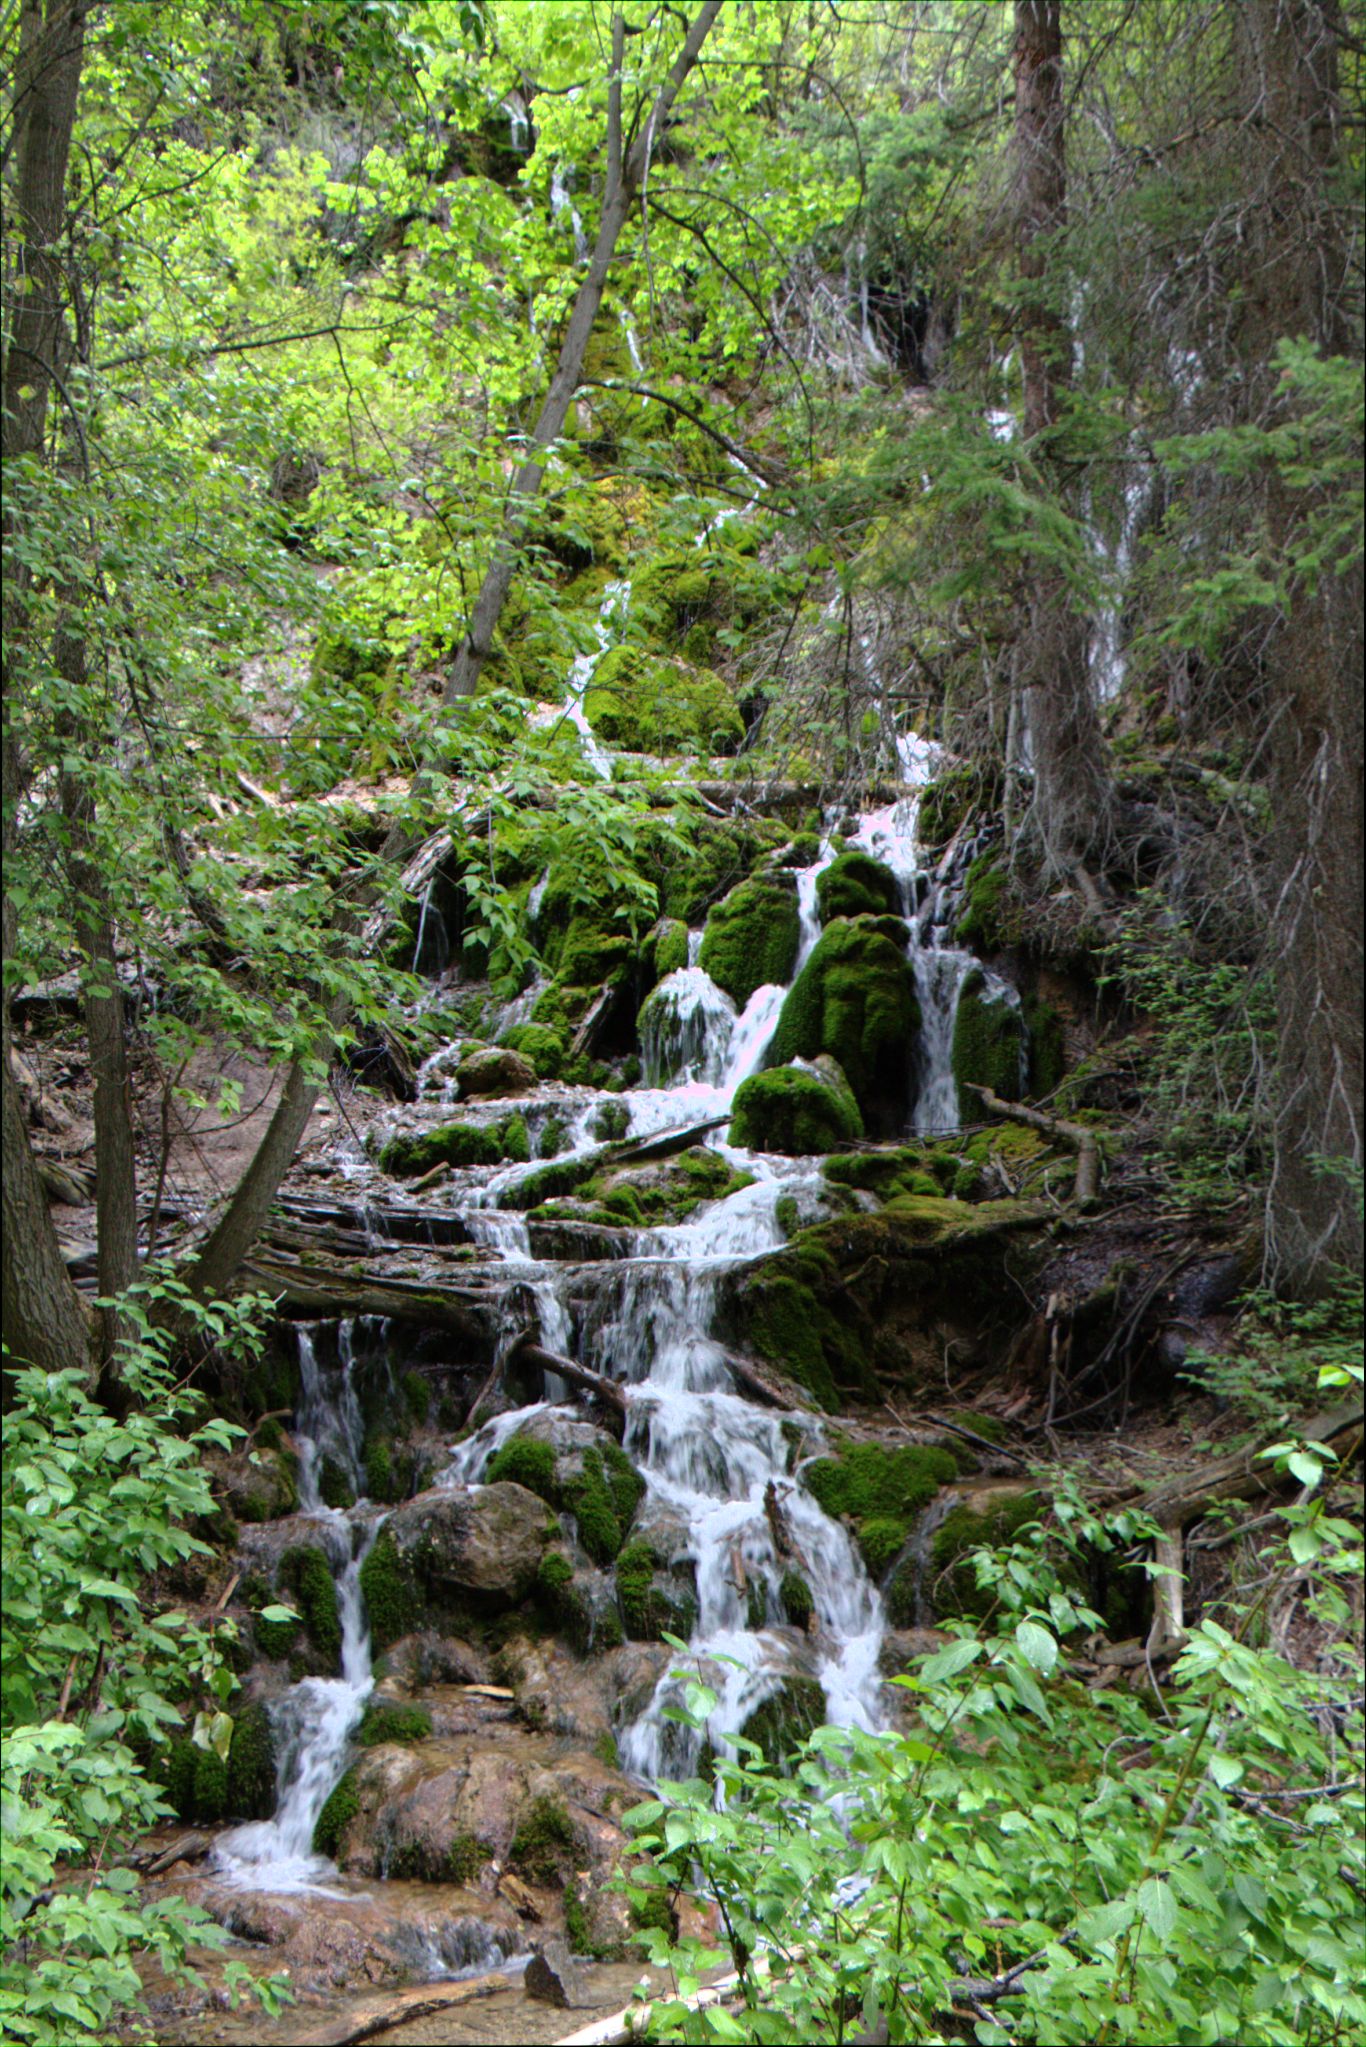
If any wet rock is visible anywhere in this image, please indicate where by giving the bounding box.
[769,914,919,1137]
[385,1481,553,1611]
[457,1047,537,1098]
[698,871,800,1007]
[374,1630,489,1690]
[525,1938,583,2006]
[729,1056,863,1155]
[207,1445,298,1524]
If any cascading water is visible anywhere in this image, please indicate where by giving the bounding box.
[215,1327,378,1893]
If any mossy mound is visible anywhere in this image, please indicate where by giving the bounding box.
[225,1702,277,1821]
[728,1250,875,1411]
[486,1434,559,1505]
[356,1702,433,1746]
[739,1677,826,1768]
[500,1023,567,1080]
[595,1147,755,1226]
[584,648,744,756]
[565,1444,642,1565]
[616,1538,696,1642]
[359,1531,420,1654]
[779,1570,814,1628]
[377,1113,528,1178]
[510,1795,577,1886]
[816,851,901,924]
[887,1489,1041,1624]
[954,851,1010,952]
[280,1544,342,1667]
[1024,994,1066,1097]
[312,1766,359,1859]
[536,1548,594,1651]
[655,816,787,926]
[698,872,800,1007]
[823,1145,958,1201]
[653,918,690,978]
[768,917,919,1137]
[804,1440,960,1578]
[729,1060,863,1156]
[951,969,1026,1105]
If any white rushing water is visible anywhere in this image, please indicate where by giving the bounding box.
[216,1328,379,1893]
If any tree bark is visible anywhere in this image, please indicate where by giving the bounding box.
[1231,0,1363,1291]
[1,1,96,1380]
[1012,0,1112,874]
[435,2,722,713]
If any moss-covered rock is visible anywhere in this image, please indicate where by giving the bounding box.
[954,851,1009,951]
[486,1435,559,1505]
[565,1445,637,1565]
[887,1488,1041,1624]
[536,1548,594,1650]
[779,1570,814,1628]
[698,872,800,1007]
[803,1442,960,1579]
[226,1702,277,1820]
[823,1145,958,1202]
[356,1702,433,1746]
[769,916,919,1137]
[510,1795,577,1886]
[312,1766,359,1859]
[191,1743,229,1823]
[729,1059,863,1155]
[739,1677,825,1767]
[729,1252,875,1412]
[500,1023,567,1080]
[280,1544,342,1666]
[1024,994,1066,1098]
[377,1113,529,1178]
[951,969,1026,1106]
[653,918,690,978]
[918,764,1001,851]
[594,1147,754,1225]
[584,648,744,756]
[816,851,901,924]
[359,1530,420,1653]
[615,1538,696,1642]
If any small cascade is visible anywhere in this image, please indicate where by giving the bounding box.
[559,579,628,779]
[912,948,976,1136]
[216,1325,378,1893]
[640,967,737,1087]
[896,1491,960,1630]
[443,1401,554,1486]
[550,164,587,261]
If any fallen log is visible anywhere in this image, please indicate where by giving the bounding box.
[506,1334,628,1423]
[720,1348,811,1411]
[293,1974,514,2047]
[242,1254,496,1338]
[963,1083,1100,1203]
[1108,1398,1363,1528]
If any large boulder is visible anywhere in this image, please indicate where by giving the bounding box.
[815,851,901,924]
[729,1057,863,1155]
[768,915,919,1137]
[456,1046,537,1098]
[698,872,800,1007]
[382,1482,554,1614]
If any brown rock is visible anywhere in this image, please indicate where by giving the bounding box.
[456,1047,536,1098]
[386,1481,552,1609]
[524,1940,583,2007]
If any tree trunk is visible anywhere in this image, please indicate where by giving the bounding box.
[1,1,96,1381]
[435,2,722,713]
[1232,0,1363,1290]
[1012,0,1112,874]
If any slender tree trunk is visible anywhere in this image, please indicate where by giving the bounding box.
[1,1,96,1379]
[437,2,722,711]
[1012,0,1112,876]
[1231,0,1363,1289]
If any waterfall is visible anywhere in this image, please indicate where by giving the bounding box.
[556,579,628,780]
[216,1326,378,1893]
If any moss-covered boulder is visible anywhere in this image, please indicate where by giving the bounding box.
[951,969,1026,1105]
[584,649,743,756]
[377,1113,528,1178]
[359,1531,420,1654]
[815,851,901,924]
[768,916,919,1137]
[730,1058,863,1156]
[804,1441,960,1579]
[698,872,800,1007]
[499,1023,567,1080]
[887,1486,1040,1624]
[719,1244,875,1411]
[615,1538,697,1642]
[457,1047,537,1099]
[225,1702,277,1820]
[652,918,690,978]
[278,1543,342,1667]
[738,1677,826,1768]
[383,1484,553,1622]
[953,851,1010,951]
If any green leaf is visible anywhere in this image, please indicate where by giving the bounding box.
[920,1637,983,1682]
[1014,1619,1058,1675]
[1137,1877,1178,1943]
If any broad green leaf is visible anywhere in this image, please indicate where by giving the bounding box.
[1014,1619,1058,1675]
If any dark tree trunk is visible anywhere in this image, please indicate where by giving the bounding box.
[1231,0,1363,1289]
[1,1,95,1379]
[1012,0,1112,876]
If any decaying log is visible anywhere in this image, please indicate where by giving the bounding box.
[1145,1516,1187,1659]
[720,1348,810,1411]
[1110,1398,1363,1529]
[505,1333,628,1423]
[568,983,619,1062]
[242,1253,494,1338]
[963,1083,1100,1202]
[294,1975,514,2047]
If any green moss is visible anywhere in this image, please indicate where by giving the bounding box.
[356,1702,433,1746]
[312,1768,359,1859]
[486,1435,559,1505]
[594,1731,620,1769]
[363,1439,394,1504]
[389,1833,491,1884]
[538,1111,569,1159]
[501,1023,566,1080]
[163,1737,196,1821]
[769,918,918,1137]
[954,852,1009,952]
[739,1678,826,1768]
[593,1101,631,1143]
[739,1260,875,1412]
[1024,996,1066,1098]
[779,1570,814,1628]
[504,1150,602,1212]
[816,851,901,924]
[359,1531,419,1653]
[805,1442,958,1529]
[566,1446,625,1564]
[601,1441,645,1527]
[510,1795,576,1885]
[378,1119,508,1177]
[952,969,1026,1104]
[822,1146,959,1202]
[226,1703,277,1821]
[856,1515,909,1576]
[402,1370,431,1425]
[536,1547,592,1650]
[918,764,1000,850]
[191,1744,229,1823]
[657,817,783,926]
[317,1455,355,1511]
[502,1113,531,1164]
[616,1537,694,1642]
[698,874,800,1007]
[565,1876,613,1959]
[281,1545,342,1666]
[947,1410,1007,1445]
[584,648,743,756]
[730,1062,864,1157]
[779,832,822,867]
[254,1603,301,1660]
[653,919,690,977]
